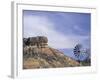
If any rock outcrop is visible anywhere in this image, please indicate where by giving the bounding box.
[23,36,80,69]
[23,36,48,48]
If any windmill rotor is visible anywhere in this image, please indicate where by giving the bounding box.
[73,44,82,58]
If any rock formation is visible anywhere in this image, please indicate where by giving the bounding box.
[23,36,80,69]
[23,36,48,48]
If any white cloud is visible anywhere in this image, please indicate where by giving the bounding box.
[24,15,88,49]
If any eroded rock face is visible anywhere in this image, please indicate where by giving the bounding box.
[23,36,48,48]
[23,36,80,69]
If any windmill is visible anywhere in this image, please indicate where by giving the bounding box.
[73,44,91,64]
[73,44,82,63]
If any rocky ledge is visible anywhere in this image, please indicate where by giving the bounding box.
[23,36,80,69]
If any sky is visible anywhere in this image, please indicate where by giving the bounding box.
[23,10,91,49]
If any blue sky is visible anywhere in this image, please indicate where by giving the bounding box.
[23,10,91,49]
